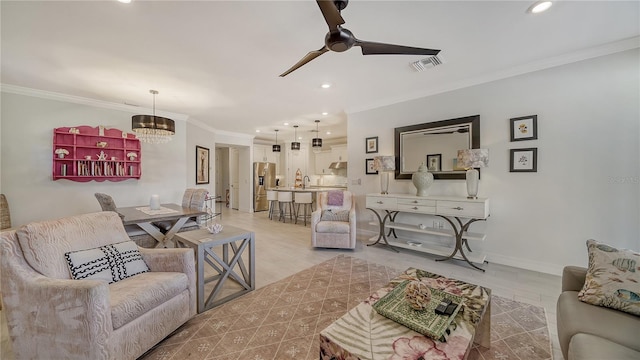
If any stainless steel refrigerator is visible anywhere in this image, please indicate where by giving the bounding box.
[253,162,276,212]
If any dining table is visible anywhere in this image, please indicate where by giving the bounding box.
[117,203,208,248]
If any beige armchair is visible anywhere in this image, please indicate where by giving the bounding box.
[0,212,196,360]
[311,190,356,249]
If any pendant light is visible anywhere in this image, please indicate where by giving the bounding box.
[312,120,323,153]
[291,125,300,151]
[272,129,281,152]
[131,90,175,144]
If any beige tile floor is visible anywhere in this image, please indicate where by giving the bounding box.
[0,206,564,359]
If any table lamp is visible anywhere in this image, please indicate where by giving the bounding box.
[373,156,395,194]
[457,149,489,199]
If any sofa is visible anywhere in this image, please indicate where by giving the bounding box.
[557,266,640,360]
[0,211,196,360]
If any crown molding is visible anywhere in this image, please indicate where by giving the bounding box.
[347,36,640,115]
[0,84,190,121]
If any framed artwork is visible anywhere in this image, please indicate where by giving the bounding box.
[426,154,442,172]
[365,136,378,154]
[510,115,538,141]
[196,145,210,184]
[365,158,378,175]
[510,148,537,172]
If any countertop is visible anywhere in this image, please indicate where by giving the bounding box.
[268,186,347,192]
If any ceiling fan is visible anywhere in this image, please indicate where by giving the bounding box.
[280,0,441,77]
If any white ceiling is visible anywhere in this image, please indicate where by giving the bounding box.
[2,1,638,143]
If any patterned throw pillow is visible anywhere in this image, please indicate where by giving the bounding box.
[320,209,350,222]
[65,240,149,284]
[578,239,640,316]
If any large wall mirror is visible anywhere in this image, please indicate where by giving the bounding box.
[395,115,480,180]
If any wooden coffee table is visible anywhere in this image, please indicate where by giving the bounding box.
[320,268,491,360]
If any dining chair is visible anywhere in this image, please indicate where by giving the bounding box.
[154,188,207,233]
[1,194,12,230]
[93,193,158,248]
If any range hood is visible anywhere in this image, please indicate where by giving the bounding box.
[328,161,347,170]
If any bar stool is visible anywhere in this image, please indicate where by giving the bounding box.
[277,191,294,223]
[266,190,279,220]
[294,192,313,226]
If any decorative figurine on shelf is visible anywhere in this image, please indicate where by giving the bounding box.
[122,132,128,138]
[405,280,432,310]
[127,152,137,161]
[97,151,108,161]
[96,141,107,148]
[98,125,105,137]
[68,127,79,134]
[55,148,69,159]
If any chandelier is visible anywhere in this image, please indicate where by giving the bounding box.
[272,129,281,152]
[312,119,323,153]
[131,90,175,144]
[291,125,300,150]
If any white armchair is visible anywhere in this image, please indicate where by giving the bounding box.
[0,211,196,360]
[311,190,356,249]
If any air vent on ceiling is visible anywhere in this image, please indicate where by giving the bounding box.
[410,55,444,72]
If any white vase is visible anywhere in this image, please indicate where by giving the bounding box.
[149,195,160,210]
[411,164,434,197]
[58,153,65,159]
[466,168,479,199]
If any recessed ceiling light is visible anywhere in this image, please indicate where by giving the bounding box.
[322,112,328,116]
[326,131,331,135]
[321,83,331,89]
[527,0,552,14]
[118,0,131,3]
[283,122,289,126]
[255,130,261,133]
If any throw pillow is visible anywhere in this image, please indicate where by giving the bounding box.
[327,190,344,206]
[65,240,149,284]
[320,209,350,222]
[578,239,640,316]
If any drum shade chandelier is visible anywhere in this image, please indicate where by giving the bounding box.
[272,129,281,152]
[132,90,175,144]
[291,125,300,150]
[312,120,323,153]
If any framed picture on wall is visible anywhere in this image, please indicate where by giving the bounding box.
[365,136,378,153]
[510,148,537,172]
[365,158,378,175]
[426,154,442,172]
[510,115,538,141]
[196,145,210,184]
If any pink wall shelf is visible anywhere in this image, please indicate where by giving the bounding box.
[53,125,141,182]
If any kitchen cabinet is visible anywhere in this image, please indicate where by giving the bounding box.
[314,150,332,175]
[314,144,347,175]
[284,142,308,186]
[253,144,280,175]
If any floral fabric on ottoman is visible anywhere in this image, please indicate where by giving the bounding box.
[320,268,491,360]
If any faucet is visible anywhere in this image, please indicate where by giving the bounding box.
[303,175,310,189]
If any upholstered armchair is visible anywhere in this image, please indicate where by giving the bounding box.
[0,212,196,360]
[311,190,356,249]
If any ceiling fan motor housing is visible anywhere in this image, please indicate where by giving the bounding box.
[325,27,355,52]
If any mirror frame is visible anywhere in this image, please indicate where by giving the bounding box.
[394,114,480,180]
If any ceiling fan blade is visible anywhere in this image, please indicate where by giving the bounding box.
[355,40,440,56]
[279,46,329,77]
[316,0,345,30]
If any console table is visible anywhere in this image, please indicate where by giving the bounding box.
[366,194,489,271]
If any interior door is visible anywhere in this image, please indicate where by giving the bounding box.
[230,147,240,210]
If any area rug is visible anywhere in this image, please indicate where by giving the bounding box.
[139,255,552,360]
